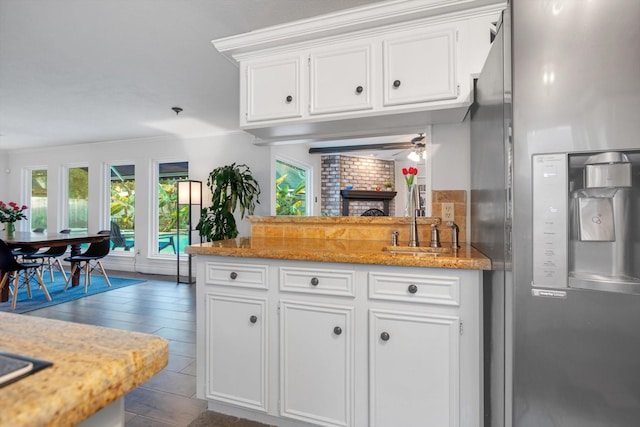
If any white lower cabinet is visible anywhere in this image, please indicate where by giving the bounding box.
[280,300,354,427]
[197,257,481,427]
[203,293,268,412]
[369,309,460,427]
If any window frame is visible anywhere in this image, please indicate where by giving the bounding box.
[105,161,136,257]
[61,162,90,233]
[152,159,189,258]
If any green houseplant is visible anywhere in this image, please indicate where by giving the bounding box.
[196,163,261,241]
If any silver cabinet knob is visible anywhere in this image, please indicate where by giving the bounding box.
[380,332,390,341]
[310,277,319,286]
[230,272,238,280]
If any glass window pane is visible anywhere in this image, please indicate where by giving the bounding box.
[31,169,47,231]
[276,160,307,216]
[68,167,88,232]
[158,161,188,254]
[110,164,135,252]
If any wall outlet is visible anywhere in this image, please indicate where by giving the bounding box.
[442,202,455,222]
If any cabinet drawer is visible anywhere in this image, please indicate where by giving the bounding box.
[205,262,268,290]
[368,271,459,306]
[280,267,355,297]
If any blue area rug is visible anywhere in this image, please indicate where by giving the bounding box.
[0,271,145,314]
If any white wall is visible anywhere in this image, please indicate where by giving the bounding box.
[0,150,8,201]
[3,131,270,276]
[431,120,471,191]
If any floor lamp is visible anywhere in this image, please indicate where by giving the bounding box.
[177,180,202,284]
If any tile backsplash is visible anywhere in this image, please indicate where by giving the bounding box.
[432,190,467,243]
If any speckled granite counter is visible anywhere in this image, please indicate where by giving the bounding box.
[0,313,168,427]
[186,237,491,270]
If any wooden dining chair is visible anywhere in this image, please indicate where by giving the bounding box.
[0,239,51,310]
[63,230,112,292]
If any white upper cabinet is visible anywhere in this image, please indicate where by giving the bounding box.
[309,43,373,115]
[214,0,506,142]
[383,27,457,107]
[243,55,303,123]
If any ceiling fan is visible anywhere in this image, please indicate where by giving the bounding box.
[308,133,426,161]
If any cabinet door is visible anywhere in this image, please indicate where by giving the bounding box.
[309,44,373,115]
[369,309,460,427]
[205,293,267,412]
[280,300,354,427]
[383,27,458,106]
[244,56,303,122]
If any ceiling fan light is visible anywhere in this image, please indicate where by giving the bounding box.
[407,151,421,162]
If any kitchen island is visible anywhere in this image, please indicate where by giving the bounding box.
[189,228,489,427]
[0,312,168,427]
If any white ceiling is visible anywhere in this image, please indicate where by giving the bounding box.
[0,0,386,151]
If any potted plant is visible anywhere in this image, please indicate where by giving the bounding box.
[196,163,261,241]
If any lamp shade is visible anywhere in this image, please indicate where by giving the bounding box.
[177,180,202,205]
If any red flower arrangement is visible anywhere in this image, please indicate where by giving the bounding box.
[402,167,418,188]
[0,201,28,224]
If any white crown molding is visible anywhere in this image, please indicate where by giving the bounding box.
[212,0,506,63]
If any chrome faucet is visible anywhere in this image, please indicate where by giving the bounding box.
[408,186,419,247]
[447,221,459,249]
[429,224,441,248]
[408,211,419,247]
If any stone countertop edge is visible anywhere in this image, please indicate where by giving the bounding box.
[186,237,491,270]
[0,312,169,427]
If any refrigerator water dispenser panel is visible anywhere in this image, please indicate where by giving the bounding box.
[532,153,568,289]
[568,151,640,294]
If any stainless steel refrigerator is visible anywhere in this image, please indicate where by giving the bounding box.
[471,1,640,426]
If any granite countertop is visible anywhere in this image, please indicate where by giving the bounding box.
[186,237,491,270]
[0,313,168,427]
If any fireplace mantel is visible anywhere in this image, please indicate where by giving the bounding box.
[340,190,397,216]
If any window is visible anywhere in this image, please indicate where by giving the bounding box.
[109,164,135,252]
[157,161,189,255]
[30,169,47,230]
[275,158,311,216]
[68,166,89,232]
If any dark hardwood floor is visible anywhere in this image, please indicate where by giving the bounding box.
[25,271,208,427]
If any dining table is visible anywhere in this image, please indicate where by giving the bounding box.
[1,231,108,303]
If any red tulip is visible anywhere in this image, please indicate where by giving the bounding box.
[402,168,408,175]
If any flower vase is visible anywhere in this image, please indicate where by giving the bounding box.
[405,183,416,217]
[4,222,15,238]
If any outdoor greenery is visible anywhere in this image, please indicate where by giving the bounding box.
[275,160,306,216]
[68,167,89,229]
[275,174,305,215]
[197,163,261,242]
[110,180,135,229]
[30,169,48,229]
